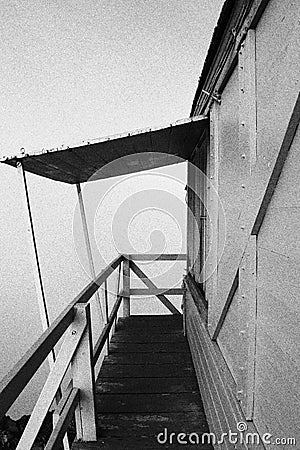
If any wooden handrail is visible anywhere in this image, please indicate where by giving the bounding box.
[128,253,186,261]
[0,255,123,422]
[0,303,75,421]
[130,288,184,296]
[16,306,87,450]
[75,254,124,304]
[93,294,123,365]
[45,388,79,450]
[0,253,184,449]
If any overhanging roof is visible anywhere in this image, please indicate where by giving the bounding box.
[1,116,207,184]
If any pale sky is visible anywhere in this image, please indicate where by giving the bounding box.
[0,0,224,417]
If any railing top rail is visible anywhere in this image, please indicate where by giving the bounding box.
[0,302,75,421]
[0,252,184,425]
[127,253,186,261]
[75,254,124,303]
[0,254,124,421]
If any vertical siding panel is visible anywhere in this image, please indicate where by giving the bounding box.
[207,102,220,337]
[239,236,257,420]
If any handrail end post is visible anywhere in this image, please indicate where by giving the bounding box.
[72,303,97,442]
[123,257,130,318]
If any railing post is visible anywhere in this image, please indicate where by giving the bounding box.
[123,257,130,317]
[71,303,97,442]
[104,279,109,354]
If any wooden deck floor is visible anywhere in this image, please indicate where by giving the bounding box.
[73,315,213,449]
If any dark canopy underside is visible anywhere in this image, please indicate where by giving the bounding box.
[1,116,207,184]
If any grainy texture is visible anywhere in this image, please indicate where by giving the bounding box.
[255,126,300,444]
[217,285,241,384]
[185,286,265,450]
[73,315,212,449]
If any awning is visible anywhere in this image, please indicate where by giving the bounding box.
[1,115,207,184]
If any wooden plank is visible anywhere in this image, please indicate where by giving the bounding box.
[103,353,192,365]
[239,236,257,419]
[184,274,208,323]
[122,257,130,317]
[16,307,86,450]
[72,304,97,442]
[45,388,79,450]
[252,92,300,234]
[116,320,182,333]
[111,331,185,343]
[73,437,213,450]
[128,253,186,261]
[97,392,204,413]
[109,341,188,353]
[130,288,184,296]
[99,363,194,378]
[238,30,257,174]
[96,411,209,436]
[237,0,271,41]
[96,377,198,394]
[247,30,257,171]
[75,255,123,304]
[129,261,180,314]
[185,293,265,449]
[0,303,74,421]
[92,295,122,365]
[206,102,219,336]
[54,380,73,417]
[118,314,182,321]
[210,96,300,338]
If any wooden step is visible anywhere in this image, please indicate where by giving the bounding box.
[109,341,189,353]
[96,392,204,413]
[71,315,212,450]
[96,377,199,394]
[116,316,183,332]
[73,437,213,450]
[96,411,210,437]
[111,331,185,343]
[99,362,194,378]
[104,352,192,365]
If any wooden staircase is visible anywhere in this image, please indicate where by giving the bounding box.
[73,315,213,449]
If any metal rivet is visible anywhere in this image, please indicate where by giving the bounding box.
[241,154,246,159]
[72,330,77,335]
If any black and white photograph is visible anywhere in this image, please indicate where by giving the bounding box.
[0,0,299,448]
